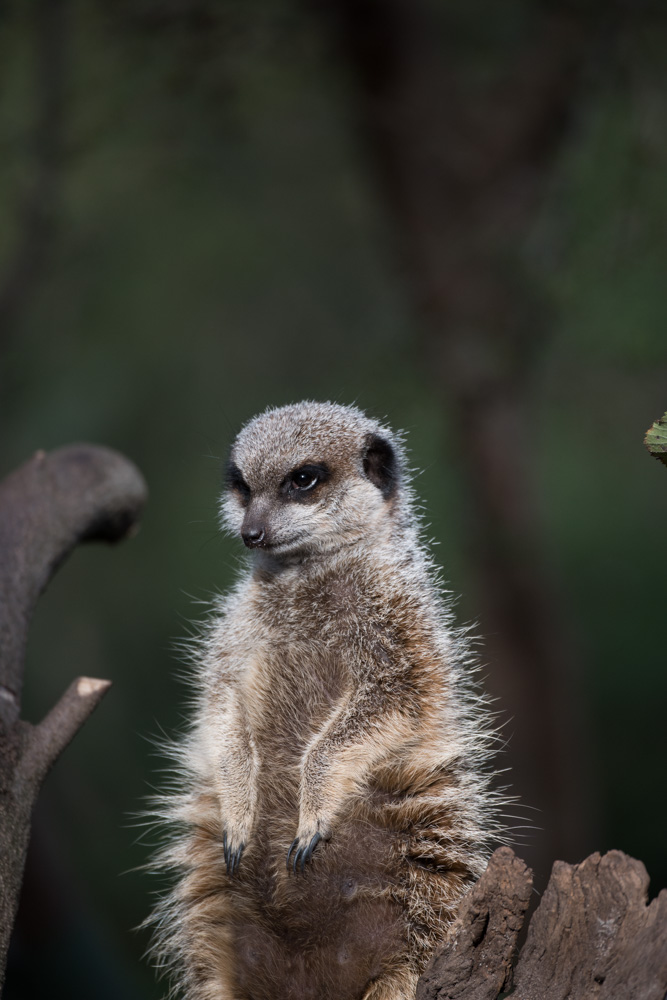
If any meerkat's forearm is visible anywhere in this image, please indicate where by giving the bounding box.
[202,693,258,870]
[296,694,415,841]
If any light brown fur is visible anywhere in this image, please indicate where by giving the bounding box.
[147,402,500,1000]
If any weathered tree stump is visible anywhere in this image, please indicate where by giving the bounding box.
[0,444,147,990]
[417,847,667,1000]
[416,847,532,1000]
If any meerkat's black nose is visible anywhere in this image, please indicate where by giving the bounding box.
[242,526,266,548]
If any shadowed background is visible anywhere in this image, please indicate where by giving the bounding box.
[1,1,666,997]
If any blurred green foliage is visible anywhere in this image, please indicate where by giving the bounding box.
[645,412,667,466]
[1,1,666,997]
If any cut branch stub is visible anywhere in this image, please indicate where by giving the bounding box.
[17,676,113,788]
[644,411,667,468]
[0,443,147,722]
[416,846,533,1000]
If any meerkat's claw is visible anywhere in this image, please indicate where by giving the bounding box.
[287,831,323,873]
[223,831,245,876]
[231,844,245,875]
[303,831,321,868]
[286,838,299,870]
[226,843,245,876]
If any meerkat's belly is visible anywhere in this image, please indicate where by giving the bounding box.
[217,642,473,998]
[231,855,407,1000]
[222,646,411,997]
[226,800,408,1000]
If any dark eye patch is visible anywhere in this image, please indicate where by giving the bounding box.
[225,461,251,503]
[282,463,330,501]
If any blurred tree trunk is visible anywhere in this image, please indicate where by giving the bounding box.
[0,0,66,347]
[316,0,595,885]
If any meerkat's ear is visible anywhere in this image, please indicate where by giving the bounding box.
[363,434,398,498]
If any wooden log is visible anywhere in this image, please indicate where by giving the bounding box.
[417,847,667,1000]
[513,851,667,1000]
[417,847,532,1000]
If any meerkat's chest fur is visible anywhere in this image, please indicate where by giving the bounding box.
[218,559,420,782]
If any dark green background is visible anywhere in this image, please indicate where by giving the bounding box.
[2,2,666,997]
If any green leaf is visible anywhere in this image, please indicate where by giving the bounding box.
[645,412,667,468]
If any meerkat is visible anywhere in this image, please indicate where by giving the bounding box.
[147,401,500,1000]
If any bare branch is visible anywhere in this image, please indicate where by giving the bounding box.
[18,677,112,788]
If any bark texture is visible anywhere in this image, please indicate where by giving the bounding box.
[0,444,147,990]
[416,847,532,1000]
[513,851,667,1000]
[417,847,667,1000]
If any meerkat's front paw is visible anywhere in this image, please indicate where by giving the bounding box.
[286,819,332,873]
[222,828,247,876]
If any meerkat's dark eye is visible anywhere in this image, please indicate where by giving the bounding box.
[285,463,330,499]
[292,470,318,490]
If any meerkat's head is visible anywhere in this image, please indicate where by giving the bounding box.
[221,402,408,561]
